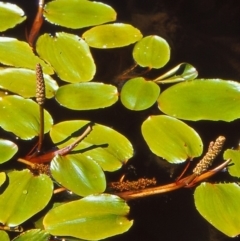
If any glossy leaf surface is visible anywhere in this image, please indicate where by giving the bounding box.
[36,33,96,83]
[43,194,133,240]
[12,229,50,241]
[0,231,9,241]
[0,172,6,187]
[158,79,240,121]
[50,120,133,171]
[133,35,170,68]
[44,0,116,28]
[0,68,58,98]
[141,115,203,163]
[0,139,18,164]
[0,170,53,226]
[51,154,106,196]
[0,37,53,74]
[223,149,240,178]
[83,23,142,48]
[55,82,118,110]
[154,63,198,83]
[195,182,240,237]
[120,77,160,110]
[0,2,26,31]
[0,95,53,140]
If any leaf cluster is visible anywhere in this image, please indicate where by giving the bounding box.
[0,0,240,240]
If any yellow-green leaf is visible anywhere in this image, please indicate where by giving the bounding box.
[0,170,53,226]
[120,77,160,110]
[44,194,133,240]
[141,115,203,163]
[0,68,58,98]
[0,37,53,74]
[83,23,142,49]
[0,139,18,164]
[223,149,240,178]
[195,182,240,237]
[0,2,26,32]
[51,154,106,196]
[158,79,240,121]
[133,35,170,68]
[0,95,53,140]
[44,0,116,29]
[36,33,96,83]
[55,82,118,110]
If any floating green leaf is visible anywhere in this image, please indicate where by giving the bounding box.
[51,154,106,196]
[154,63,198,83]
[141,115,203,163]
[43,194,133,240]
[50,120,133,171]
[223,149,240,178]
[0,139,18,164]
[133,35,170,68]
[12,229,50,241]
[0,2,26,32]
[194,182,240,237]
[44,0,116,29]
[0,68,58,98]
[0,170,53,227]
[0,230,9,241]
[0,37,53,74]
[0,95,53,140]
[83,23,142,49]
[55,82,118,110]
[120,77,160,110]
[36,33,96,83]
[158,79,240,121]
[0,172,6,187]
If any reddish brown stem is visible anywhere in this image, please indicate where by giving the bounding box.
[115,159,231,201]
[25,125,92,163]
[27,0,44,47]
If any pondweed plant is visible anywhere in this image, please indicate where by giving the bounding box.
[0,0,240,240]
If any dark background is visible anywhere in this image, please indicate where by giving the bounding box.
[3,0,240,240]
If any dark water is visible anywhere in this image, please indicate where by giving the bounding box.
[3,0,240,240]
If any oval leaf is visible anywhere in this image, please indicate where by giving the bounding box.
[0,68,58,98]
[0,170,53,226]
[43,194,133,240]
[12,229,50,241]
[0,231,9,241]
[55,82,118,110]
[0,37,53,74]
[133,35,170,68]
[0,139,18,164]
[83,23,142,49]
[223,149,240,178]
[44,0,116,29]
[158,79,240,121]
[51,154,106,196]
[36,33,96,83]
[120,77,160,110]
[141,115,203,163]
[0,95,53,140]
[50,120,133,171]
[194,182,240,237]
[0,2,26,32]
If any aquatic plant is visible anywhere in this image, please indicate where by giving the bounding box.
[0,1,240,240]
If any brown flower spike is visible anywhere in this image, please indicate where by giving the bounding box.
[36,63,45,106]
